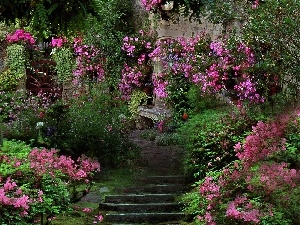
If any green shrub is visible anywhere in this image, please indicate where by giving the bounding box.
[2,91,54,143]
[178,107,255,180]
[47,84,140,168]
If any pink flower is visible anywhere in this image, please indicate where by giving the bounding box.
[94,214,104,223]
[51,37,67,48]
[3,177,17,191]
[13,195,30,210]
[82,207,92,213]
[141,0,162,11]
[6,29,35,45]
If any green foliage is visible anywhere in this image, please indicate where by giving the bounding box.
[3,105,43,144]
[260,207,292,225]
[28,175,70,216]
[81,0,135,90]
[51,47,76,84]
[128,89,149,119]
[166,73,191,119]
[2,84,140,168]
[178,107,255,180]
[5,44,26,86]
[271,116,300,170]
[241,0,300,103]
[0,90,24,123]
[0,139,31,157]
[187,84,225,113]
[0,139,31,177]
[0,22,13,41]
[140,129,157,141]
[44,83,140,168]
[0,69,20,91]
[155,132,184,146]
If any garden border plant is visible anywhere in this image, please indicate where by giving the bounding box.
[0,139,101,224]
[181,109,300,225]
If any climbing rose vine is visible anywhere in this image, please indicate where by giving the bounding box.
[73,36,105,85]
[120,29,157,100]
[147,34,265,103]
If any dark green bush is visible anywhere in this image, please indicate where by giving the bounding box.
[178,106,255,180]
[3,84,140,168]
[49,85,140,168]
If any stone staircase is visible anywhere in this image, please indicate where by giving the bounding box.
[99,175,188,224]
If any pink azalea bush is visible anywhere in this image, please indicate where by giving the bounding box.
[28,148,100,180]
[6,29,35,45]
[51,36,68,48]
[184,111,300,225]
[0,140,100,223]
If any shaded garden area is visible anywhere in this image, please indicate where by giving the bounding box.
[0,0,300,224]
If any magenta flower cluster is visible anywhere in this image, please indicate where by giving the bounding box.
[73,36,105,85]
[119,64,145,100]
[148,35,202,98]
[6,29,35,45]
[146,34,265,103]
[122,30,154,57]
[140,0,162,11]
[51,37,68,48]
[234,120,286,168]
[197,113,300,224]
[0,177,31,218]
[120,30,156,99]
[118,31,265,104]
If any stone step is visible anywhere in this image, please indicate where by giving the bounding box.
[99,202,180,212]
[139,175,187,185]
[105,212,185,223]
[103,194,177,204]
[120,184,185,194]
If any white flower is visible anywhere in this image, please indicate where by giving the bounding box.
[36,122,44,129]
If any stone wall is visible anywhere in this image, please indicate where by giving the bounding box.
[131,1,230,126]
[132,0,223,39]
[153,14,223,40]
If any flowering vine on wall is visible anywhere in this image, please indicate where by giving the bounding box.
[119,29,157,100]
[50,35,105,87]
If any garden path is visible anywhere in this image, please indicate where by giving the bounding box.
[128,129,185,176]
[79,129,188,224]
